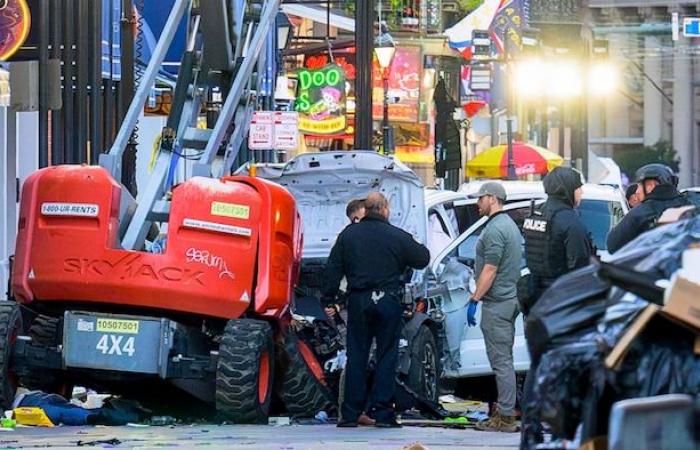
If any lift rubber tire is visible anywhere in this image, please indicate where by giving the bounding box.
[20,315,71,395]
[280,332,335,417]
[215,319,274,424]
[0,303,21,410]
[28,315,58,346]
[406,325,439,404]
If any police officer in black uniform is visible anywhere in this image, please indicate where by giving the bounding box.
[322,192,430,428]
[522,166,593,313]
[607,163,690,253]
[520,166,592,449]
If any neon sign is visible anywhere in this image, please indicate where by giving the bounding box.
[294,64,346,135]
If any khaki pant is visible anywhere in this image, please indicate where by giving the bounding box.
[480,298,518,417]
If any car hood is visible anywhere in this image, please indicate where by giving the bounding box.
[255,151,427,259]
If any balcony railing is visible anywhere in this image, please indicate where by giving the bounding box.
[530,0,582,24]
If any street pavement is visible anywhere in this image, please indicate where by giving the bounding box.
[2,424,520,449]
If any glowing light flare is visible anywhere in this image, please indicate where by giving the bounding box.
[549,62,583,99]
[514,60,547,98]
[512,59,619,99]
[588,62,618,97]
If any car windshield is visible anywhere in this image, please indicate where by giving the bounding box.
[576,199,624,251]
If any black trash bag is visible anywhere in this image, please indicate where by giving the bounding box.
[521,217,699,448]
[525,265,610,360]
[596,292,650,350]
[91,397,152,425]
[526,217,700,361]
[605,216,700,278]
[526,342,607,440]
[616,316,700,399]
[594,262,664,304]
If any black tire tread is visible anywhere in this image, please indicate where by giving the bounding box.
[21,315,62,392]
[28,315,58,346]
[280,332,335,417]
[0,303,20,409]
[215,319,274,424]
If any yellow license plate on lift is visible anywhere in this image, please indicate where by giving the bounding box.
[95,318,140,334]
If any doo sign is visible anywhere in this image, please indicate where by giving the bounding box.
[294,64,347,134]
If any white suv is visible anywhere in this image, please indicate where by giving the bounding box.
[427,180,628,378]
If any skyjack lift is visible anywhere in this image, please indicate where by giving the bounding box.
[5,0,328,423]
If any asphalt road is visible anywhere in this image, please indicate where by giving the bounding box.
[2,424,520,449]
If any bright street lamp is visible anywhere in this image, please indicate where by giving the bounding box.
[374,42,396,154]
[513,59,618,99]
[549,61,582,99]
[514,59,546,98]
[374,46,396,71]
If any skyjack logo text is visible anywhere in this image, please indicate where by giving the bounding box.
[63,254,205,285]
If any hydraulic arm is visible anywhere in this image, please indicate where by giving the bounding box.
[99,0,282,251]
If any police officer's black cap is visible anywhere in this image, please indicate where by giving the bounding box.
[635,163,678,187]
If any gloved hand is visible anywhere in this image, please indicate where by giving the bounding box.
[467,300,479,327]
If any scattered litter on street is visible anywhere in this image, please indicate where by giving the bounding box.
[438,395,458,404]
[465,411,489,422]
[313,411,329,423]
[75,437,122,447]
[11,389,151,427]
[13,407,54,427]
[149,416,177,426]
[268,417,291,426]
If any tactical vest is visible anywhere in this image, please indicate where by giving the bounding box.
[645,194,693,230]
[522,209,566,283]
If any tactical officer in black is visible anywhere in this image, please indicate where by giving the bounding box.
[607,163,690,253]
[322,192,430,428]
[522,166,593,313]
[521,166,592,449]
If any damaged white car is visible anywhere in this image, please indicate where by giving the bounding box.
[255,151,628,407]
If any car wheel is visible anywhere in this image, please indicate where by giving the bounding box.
[406,325,439,403]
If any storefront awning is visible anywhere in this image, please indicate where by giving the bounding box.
[280,4,355,32]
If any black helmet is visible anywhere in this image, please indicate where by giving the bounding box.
[635,163,678,187]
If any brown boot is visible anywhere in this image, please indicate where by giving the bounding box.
[474,410,519,433]
[358,414,376,426]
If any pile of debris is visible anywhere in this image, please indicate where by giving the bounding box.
[7,388,152,427]
[522,214,700,449]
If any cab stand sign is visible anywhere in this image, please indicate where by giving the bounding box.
[249,111,299,151]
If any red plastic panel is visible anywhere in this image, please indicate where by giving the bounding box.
[220,176,302,316]
[12,168,301,320]
[13,165,122,305]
